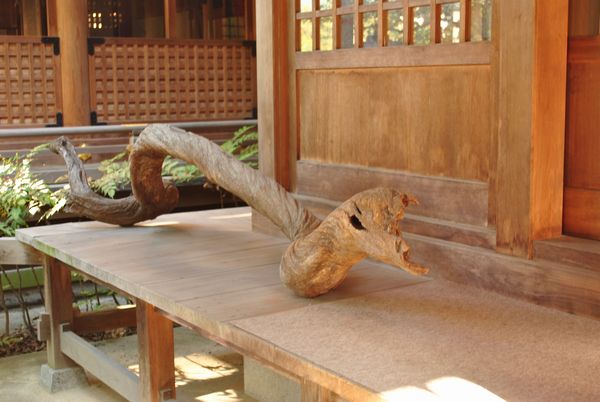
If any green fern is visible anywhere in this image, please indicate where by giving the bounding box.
[0,145,67,237]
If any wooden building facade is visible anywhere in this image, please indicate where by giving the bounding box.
[256,0,600,318]
[0,0,257,128]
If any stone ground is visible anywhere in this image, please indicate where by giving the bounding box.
[0,326,257,402]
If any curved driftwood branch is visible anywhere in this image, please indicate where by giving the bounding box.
[52,124,427,297]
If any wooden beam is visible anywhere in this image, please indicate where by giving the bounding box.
[44,256,75,369]
[55,0,91,126]
[0,238,42,265]
[137,300,175,402]
[256,0,291,189]
[72,304,137,334]
[496,0,568,257]
[60,324,139,402]
[164,0,177,38]
[21,0,42,36]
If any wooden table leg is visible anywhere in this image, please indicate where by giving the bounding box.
[301,378,336,402]
[137,299,175,402]
[44,256,76,369]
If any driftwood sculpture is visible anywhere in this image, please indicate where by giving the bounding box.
[51,124,428,297]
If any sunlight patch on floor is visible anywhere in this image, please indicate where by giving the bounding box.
[381,376,505,402]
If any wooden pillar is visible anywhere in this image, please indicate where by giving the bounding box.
[569,0,600,37]
[256,0,291,188]
[137,300,175,402]
[22,0,42,36]
[45,0,58,36]
[44,257,75,369]
[54,0,91,126]
[496,0,568,257]
[164,0,177,38]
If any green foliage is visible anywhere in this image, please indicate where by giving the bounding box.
[0,145,67,237]
[92,125,259,198]
[91,151,130,198]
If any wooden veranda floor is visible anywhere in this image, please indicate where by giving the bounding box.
[16,207,600,401]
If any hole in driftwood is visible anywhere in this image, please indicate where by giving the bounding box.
[350,215,366,231]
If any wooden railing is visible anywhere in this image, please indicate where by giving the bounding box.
[89,38,257,124]
[0,36,62,127]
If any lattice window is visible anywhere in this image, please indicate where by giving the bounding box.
[0,37,61,126]
[90,38,256,123]
[296,0,492,51]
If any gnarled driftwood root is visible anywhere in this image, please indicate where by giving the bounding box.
[51,124,428,297]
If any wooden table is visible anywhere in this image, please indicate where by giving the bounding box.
[17,207,600,401]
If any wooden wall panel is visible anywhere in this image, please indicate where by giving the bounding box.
[298,65,492,182]
[565,38,600,191]
[0,36,61,126]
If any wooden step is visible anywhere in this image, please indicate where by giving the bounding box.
[534,236,600,272]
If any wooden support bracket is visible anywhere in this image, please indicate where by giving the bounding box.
[72,304,137,334]
[59,323,139,401]
[37,312,50,342]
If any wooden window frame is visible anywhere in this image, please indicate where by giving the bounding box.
[294,0,491,69]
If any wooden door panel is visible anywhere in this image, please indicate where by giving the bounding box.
[564,188,600,240]
[564,37,600,239]
[565,38,600,190]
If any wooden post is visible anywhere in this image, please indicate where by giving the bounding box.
[21,0,42,36]
[256,0,291,189]
[164,0,177,38]
[54,0,91,126]
[301,378,335,402]
[137,300,175,402]
[496,0,568,257]
[44,256,75,369]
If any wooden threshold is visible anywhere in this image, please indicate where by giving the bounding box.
[406,233,600,318]
[534,235,600,272]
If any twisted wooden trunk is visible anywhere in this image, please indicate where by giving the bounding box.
[51,124,427,297]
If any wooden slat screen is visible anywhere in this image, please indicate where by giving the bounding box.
[0,36,62,127]
[90,38,257,124]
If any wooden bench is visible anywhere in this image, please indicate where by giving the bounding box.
[15,207,600,401]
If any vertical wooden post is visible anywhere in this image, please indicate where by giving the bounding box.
[137,300,175,402]
[496,0,568,257]
[54,0,91,126]
[301,378,334,402]
[164,0,177,39]
[22,0,42,36]
[44,256,75,369]
[45,0,58,36]
[256,0,291,188]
